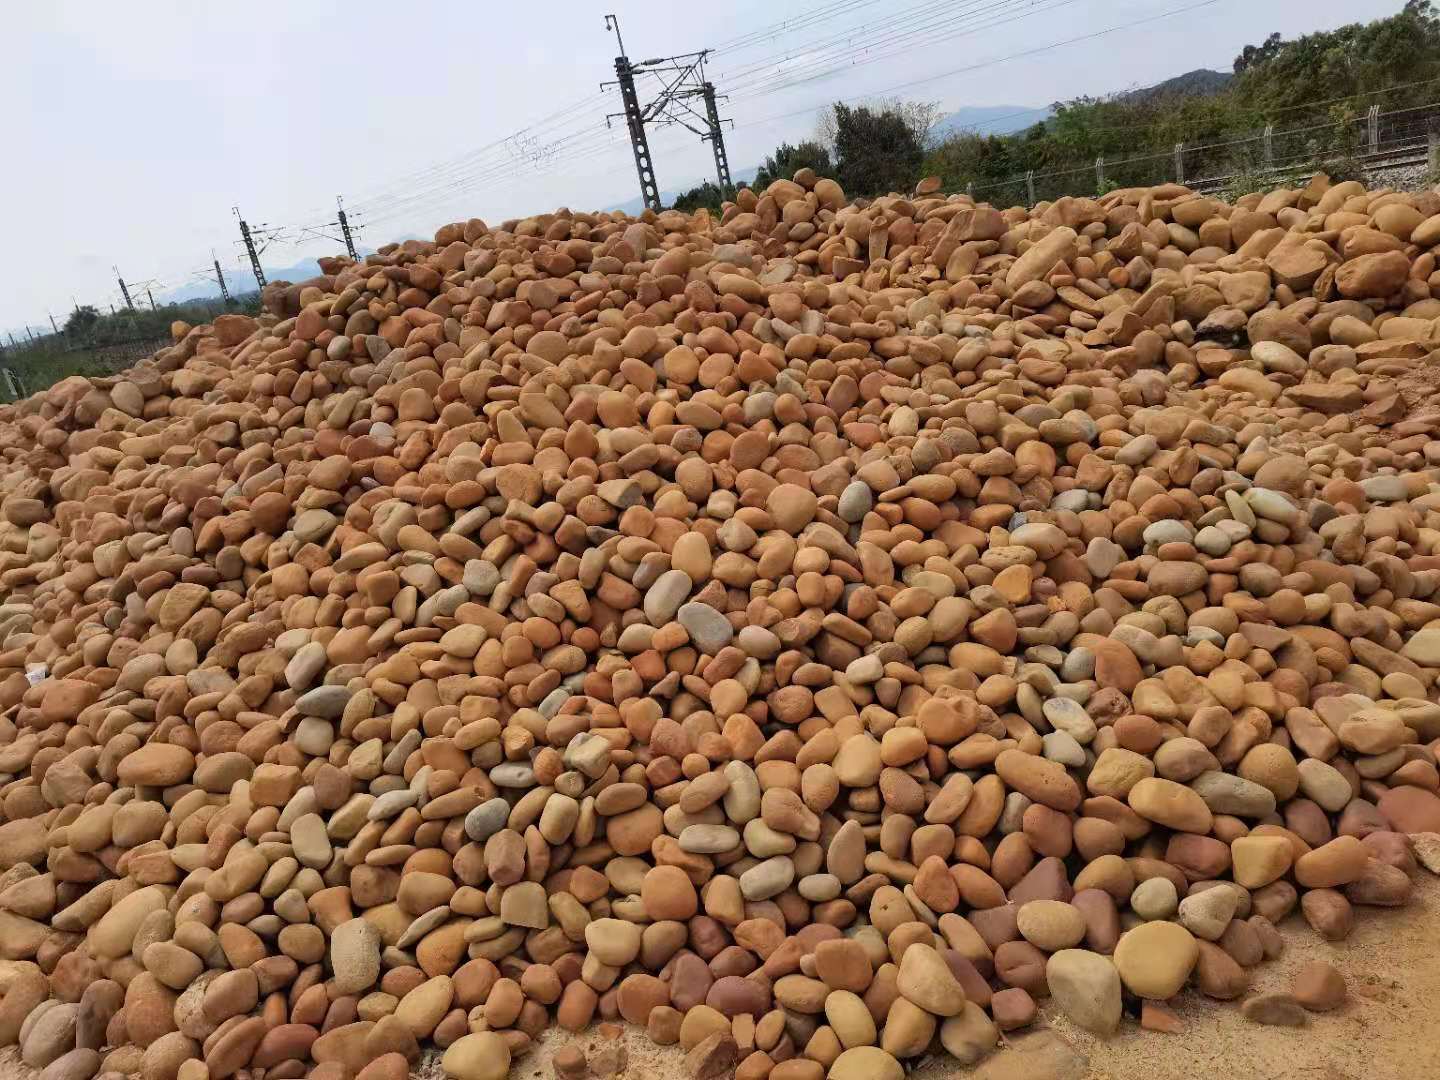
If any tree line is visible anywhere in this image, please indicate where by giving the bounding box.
[672,0,1440,211]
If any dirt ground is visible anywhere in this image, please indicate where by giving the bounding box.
[1035,872,1440,1080]
[1,877,1436,1080]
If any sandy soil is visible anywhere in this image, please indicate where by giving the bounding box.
[2,877,1437,1080]
[1038,872,1440,1080]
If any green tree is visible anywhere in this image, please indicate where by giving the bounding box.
[752,140,834,189]
[1233,32,1283,74]
[64,305,100,336]
[1231,2,1440,114]
[672,181,726,214]
[828,102,926,197]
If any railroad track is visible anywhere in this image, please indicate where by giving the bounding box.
[1187,139,1434,194]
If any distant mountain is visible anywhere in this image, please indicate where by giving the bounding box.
[1122,69,1233,104]
[931,104,1049,139]
[927,72,1230,144]
[160,253,379,305]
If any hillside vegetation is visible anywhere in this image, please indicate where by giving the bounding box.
[673,1,1440,210]
[1,296,259,400]
[925,0,1440,197]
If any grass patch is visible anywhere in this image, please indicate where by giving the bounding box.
[1,341,162,401]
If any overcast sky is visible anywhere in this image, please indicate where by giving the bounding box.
[1,0,1401,335]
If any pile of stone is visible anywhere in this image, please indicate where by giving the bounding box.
[0,167,1439,1080]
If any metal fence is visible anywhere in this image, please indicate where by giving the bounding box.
[961,101,1440,204]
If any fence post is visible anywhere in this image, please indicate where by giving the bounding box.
[1263,123,1274,167]
[1095,156,1105,191]
[1174,142,1185,185]
[965,181,974,198]
[1430,125,1440,175]
[1025,170,1035,204]
[1367,104,1380,155]
[1,368,22,400]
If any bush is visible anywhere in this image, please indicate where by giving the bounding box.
[752,141,834,190]
[672,182,726,214]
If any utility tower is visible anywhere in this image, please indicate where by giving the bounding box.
[234,206,284,289]
[116,267,135,311]
[338,197,359,259]
[212,251,232,305]
[602,15,735,212]
[701,81,734,200]
[298,197,362,260]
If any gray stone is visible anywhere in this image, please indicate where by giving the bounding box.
[465,798,511,842]
[367,788,419,820]
[1297,758,1352,812]
[1011,523,1068,559]
[293,716,335,756]
[973,1030,1087,1080]
[1042,697,1096,744]
[416,583,468,625]
[1045,950,1121,1035]
[1142,520,1192,547]
[1130,877,1178,921]
[1060,648,1094,682]
[1411,832,1440,874]
[644,569,693,626]
[490,762,536,788]
[463,559,500,596]
[1051,490,1092,514]
[1246,487,1299,523]
[1190,771,1276,818]
[330,918,381,994]
[22,1003,78,1068]
[679,824,740,854]
[1084,537,1124,579]
[296,684,351,719]
[397,906,452,949]
[1360,475,1407,502]
[1115,434,1158,465]
[38,1048,100,1080]
[290,813,331,869]
[538,688,570,718]
[846,654,884,684]
[1194,525,1233,556]
[678,602,733,653]
[1042,731,1086,767]
[596,479,642,508]
[1178,884,1238,941]
[739,857,794,901]
[1400,629,1440,666]
[284,641,327,689]
[999,791,1031,834]
[292,509,337,542]
[1241,993,1308,1026]
[838,481,872,523]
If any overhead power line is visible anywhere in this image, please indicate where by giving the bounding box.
[295,196,363,259]
[726,0,1224,136]
[234,206,287,288]
[349,0,1001,222]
